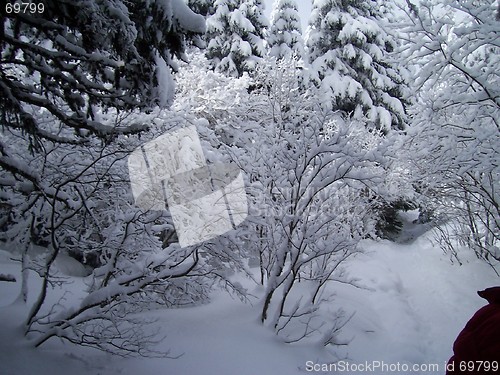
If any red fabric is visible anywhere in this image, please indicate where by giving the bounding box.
[446,287,500,374]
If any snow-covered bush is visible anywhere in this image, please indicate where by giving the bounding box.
[176,54,390,344]
[399,0,499,273]
[0,107,248,355]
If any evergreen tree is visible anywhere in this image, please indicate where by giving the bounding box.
[268,0,305,60]
[206,0,268,77]
[306,0,408,131]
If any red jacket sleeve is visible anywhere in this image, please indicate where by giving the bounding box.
[447,287,500,374]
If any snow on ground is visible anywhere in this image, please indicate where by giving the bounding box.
[333,237,494,369]
[0,222,497,375]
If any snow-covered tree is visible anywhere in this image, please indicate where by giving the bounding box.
[399,0,499,272]
[306,0,408,131]
[1,0,206,246]
[1,0,206,148]
[205,0,268,76]
[1,0,206,297]
[267,0,305,60]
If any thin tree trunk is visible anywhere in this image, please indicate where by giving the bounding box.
[25,243,59,331]
[15,242,30,304]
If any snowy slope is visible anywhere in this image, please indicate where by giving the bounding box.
[0,225,497,375]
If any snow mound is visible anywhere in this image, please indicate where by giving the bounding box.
[54,254,90,277]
